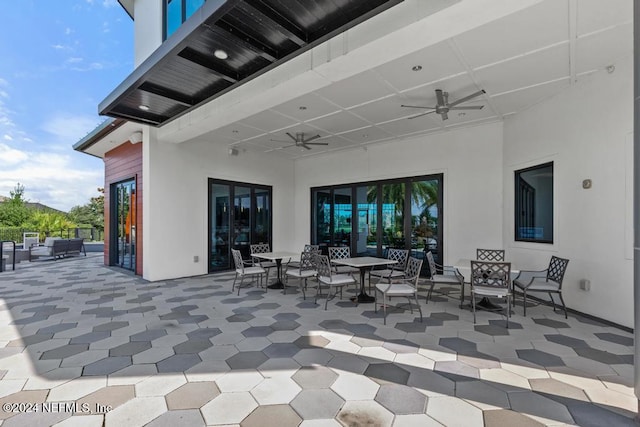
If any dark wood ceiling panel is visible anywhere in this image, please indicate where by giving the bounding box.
[99,0,404,126]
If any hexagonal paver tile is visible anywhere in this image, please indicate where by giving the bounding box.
[455,380,510,410]
[594,332,633,347]
[293,348,333,366]
[516,349,565,367]
[474,324,511,336]
[201,391,257,425]
[173,340,213,354]
[439,337,477,353]
[270,320,301,331]
[337,400,394,427]
[226,351,269,369]
[294,335,330,349]
[382,339,419,354]
[109,341,152,356]
[165,381,220,410]
[226,313,255,322]
[37,323,77,335]
[157,354,202,372]
[216,371,263,392]
[41,344,89,360]
[242,326,275,337]
[528,378,589,403]
[130,330,167,342]
[83,356,132,376]
[69,331,111,344]
[262,343,301,358]
[508,391,574,424]
[332,372,379,400]
[375,384,428,414]
[544,334,589,349]
[187,328,222,340]
[292,366,338,389]
[93,321,129,332]
[430,312,459,321]
[241,404,301,427]
[290,389,344,420]
[273,313,300,321]
[364,363,410,385]
[427,396,484,427]
[434,360,480,382]
[394,322,428,333]
[251,376,301,405]
[532,318,570,329]
[146,409,206,427]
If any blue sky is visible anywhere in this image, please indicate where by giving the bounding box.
[0,0,132,211]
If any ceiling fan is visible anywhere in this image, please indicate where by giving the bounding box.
[401,89,486,121]
[271,132,328,150]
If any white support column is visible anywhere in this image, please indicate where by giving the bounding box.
[634,1,640,421]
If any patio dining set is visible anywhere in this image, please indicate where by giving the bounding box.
[230,244,570,327]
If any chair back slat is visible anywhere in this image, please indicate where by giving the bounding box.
[387,248,409,269]
[231,249,244,273]
[547,256,569,286]
[470,260,511,290]
[328,246,351,260]
[425,251,437,279]
[476,249,505,262]
[315,254,333,279]
[297,250,317,272]
[404,257,423,287]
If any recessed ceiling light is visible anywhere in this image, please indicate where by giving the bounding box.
[214,49,228,60]
[412,65,422,72]
[299,106,307,110]
[232,129,239,134]
[138,105,150,111]
[458,112,466,117]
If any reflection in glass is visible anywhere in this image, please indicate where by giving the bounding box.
[409,179,440,267]
[211,183,230,270]
[254,189,270,244]
[234,186,251,258]
[333,188,352,247]
[113,179,136,271]
[313,190,332,250]
[356,186,377,256]
[515,162,553,243]
[381,183,405,251]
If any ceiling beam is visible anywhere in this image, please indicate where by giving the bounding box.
[110,109,165,126]
[240,0,307,46]
[138,82,195,107]
[178,48,239,84]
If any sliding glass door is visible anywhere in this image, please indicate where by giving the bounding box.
[209,179,272,272]
[110,178,136,271]
[311,174,443,267]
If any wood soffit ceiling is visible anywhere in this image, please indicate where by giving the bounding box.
[100,0,404,126]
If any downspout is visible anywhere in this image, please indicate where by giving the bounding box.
[634,1,640,421]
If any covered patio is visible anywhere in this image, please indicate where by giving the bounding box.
[0,254,634,426]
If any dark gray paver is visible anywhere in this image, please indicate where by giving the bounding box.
[375,384,427,414]
[83,356,132,375]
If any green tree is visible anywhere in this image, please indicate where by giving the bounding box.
[0,183,32,226]
[68,188,104,232]
[24,211,75,237]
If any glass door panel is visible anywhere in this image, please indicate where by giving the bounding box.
[254,189,270,244]
[233,186,252,259]
[313,190,332,252]
[355,185,377,256]
[211,183,230,270]
[112,179,136,271]
[410,178,441,270]
[381,183,405,252]
[333,188,352,247]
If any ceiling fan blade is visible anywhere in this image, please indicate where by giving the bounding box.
[440,112,449,121]
[303,134,321,143]
[408,111,436,120]
[448,105,484,110]
[300,144,312,150]
[285,132,298,142]
[400,104,435,109]
[269,138,292,143]
[447,89,486,107]
[435,89,445,107]
[304,141,329,146]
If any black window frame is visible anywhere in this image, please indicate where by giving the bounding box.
[514,161,554,244]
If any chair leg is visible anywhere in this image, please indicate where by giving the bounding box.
[471,292,476,324]
[427,283,434,303]
[506,296,510,329]
[232,274,238,293]
[549,292,556,313]
[383,291,387,325]
[300,278,306,300]
[558,293,568,319]
[459,281,465,308]
[237,276,245,296]
[414,294,423,322]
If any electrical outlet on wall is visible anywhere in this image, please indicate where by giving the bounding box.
[193,256,199,263]
[579,279,590,291]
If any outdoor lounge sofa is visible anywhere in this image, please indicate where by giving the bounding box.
[30,238,86,261]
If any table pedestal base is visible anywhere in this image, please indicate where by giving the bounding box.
[351,293,375,303]
[476,297,503,311]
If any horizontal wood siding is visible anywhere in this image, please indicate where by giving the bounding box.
[104,142,143,276]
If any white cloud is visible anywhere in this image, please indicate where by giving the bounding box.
[67,57,83,63]
[3,134,13,141]
[0,143,28,165]
[65,27,73,35]
[0,78,7,87]
[102,0,118,7]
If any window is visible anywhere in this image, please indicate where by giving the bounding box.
[515,162,553,243]
[165,0,206,39]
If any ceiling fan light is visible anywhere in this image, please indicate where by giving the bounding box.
[412,65,422,71]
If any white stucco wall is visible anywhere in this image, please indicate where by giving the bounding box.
[503,55,634,327]
[142,133,295,281]
[293,121,505,265]
[133,0,163,67]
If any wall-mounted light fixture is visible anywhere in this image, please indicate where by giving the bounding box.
[129,131,143,144]
[228,147,239,156]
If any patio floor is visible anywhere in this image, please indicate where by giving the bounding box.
[0,254,635,426]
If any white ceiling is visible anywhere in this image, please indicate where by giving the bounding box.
[217,0,632,159]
